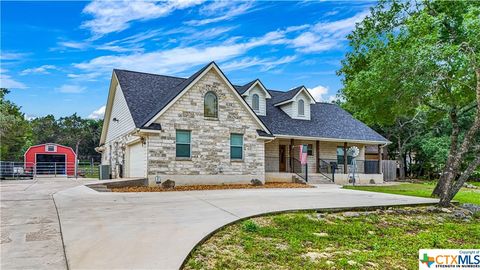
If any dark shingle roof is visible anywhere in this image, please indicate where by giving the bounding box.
[236,80,257,94]
[272,86,304,105]
[113,64,388,143]
[259,90,388,143]
[115,62,213,127]
[114,69,186,127]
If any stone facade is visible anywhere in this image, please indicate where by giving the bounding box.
[146,68,266,185]
[101,133,137,178]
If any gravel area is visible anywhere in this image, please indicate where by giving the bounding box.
[111,182,313,192]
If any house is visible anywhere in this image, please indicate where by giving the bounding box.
[97,62,389,185]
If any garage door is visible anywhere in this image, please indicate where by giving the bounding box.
[128,142,146,177]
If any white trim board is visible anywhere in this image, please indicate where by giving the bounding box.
[242,80,272,99]
[274,86,316,107]
[273,134,391,145]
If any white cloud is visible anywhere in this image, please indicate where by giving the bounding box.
[291,10,370,53]
[71,10,369,78]
[1,52,28,60]
[25,114,37,121]
[57,41,89,50]
[67,72,102,82]
[56,84,86,94]
[0,69,27,89]
[186,1,255,26]
[82,0,205,37]
[312,10,369,35]
[73,29,288,76]
[307,85,331,102]
[20,65,57,75]
[88,105,106,119]
[222,56,296,72]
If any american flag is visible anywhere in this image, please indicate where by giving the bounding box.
[299,144,308,165]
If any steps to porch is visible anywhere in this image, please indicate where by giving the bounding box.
[87,184,111,192]
[307,173,335,184]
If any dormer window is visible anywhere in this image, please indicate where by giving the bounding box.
[298,99,305,116]
[204,91,218,118]
[252,94,260,111]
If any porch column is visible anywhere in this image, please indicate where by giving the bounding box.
[343,142,348,174]
[289,139,294,172]
[315,140,320,173]
[378,145,383,174]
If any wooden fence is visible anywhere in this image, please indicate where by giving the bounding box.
[382,160,397,181]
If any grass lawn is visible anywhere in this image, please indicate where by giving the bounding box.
[343,183,480,205]
[470,181,480,187]
[184,208,479,269]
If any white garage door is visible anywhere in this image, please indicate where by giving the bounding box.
[128,142,146,177]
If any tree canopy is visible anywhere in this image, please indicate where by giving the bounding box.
[339,0,480,205]
[1,89,103,162]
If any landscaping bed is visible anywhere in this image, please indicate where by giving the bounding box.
[344,182,480,205]
[112,182,313,192]
[183,206,479,270]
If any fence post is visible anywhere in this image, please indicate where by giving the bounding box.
[54,162,57,177]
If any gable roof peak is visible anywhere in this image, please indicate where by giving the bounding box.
[238,78,272,98]
[273,85,316,106]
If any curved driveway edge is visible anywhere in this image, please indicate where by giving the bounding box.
[53,184,438,270]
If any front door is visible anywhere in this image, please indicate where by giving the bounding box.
[279,145,286,172]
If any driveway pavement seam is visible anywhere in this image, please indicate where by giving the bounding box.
[184,192,241,218]
[52,193,70,270]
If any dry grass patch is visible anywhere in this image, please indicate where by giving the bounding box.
[112,182,313,192]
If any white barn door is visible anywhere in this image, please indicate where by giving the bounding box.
[127,142,146,178]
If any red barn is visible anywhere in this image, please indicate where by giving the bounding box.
[24,143,77,176]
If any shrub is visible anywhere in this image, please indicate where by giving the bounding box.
[242,220,259,233]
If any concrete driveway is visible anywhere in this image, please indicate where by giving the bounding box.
[1,180,438,270]
[0,179,96,270]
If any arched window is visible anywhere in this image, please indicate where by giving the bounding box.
[204,91,218,118]
[252,94,260,111]
[298,99,305,116]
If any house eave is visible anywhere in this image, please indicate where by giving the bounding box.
[273,134,391,145]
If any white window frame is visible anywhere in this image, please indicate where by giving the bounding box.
[298,99,305,116]
[252,94,260,111]
[176,130,192,159]
[45,144,57,152]
[204,91,218,118]
[230,133,244,160]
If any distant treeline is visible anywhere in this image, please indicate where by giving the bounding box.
[1,88,103,162]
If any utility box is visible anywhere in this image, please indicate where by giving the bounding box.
[99,165,111,180]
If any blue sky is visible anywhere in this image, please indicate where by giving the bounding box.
[1,0,374,120]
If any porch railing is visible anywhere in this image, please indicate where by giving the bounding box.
[265,156,308,181]
[318,159,380,176]
[318,159,336,182]
[291,157,307,182]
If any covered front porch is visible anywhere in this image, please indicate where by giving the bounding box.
[264,137,385,184]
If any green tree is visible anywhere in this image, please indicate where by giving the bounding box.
[30,115,60,144]
[57,113,88,162]
[0,88,31,160]
[339,0,480,206]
